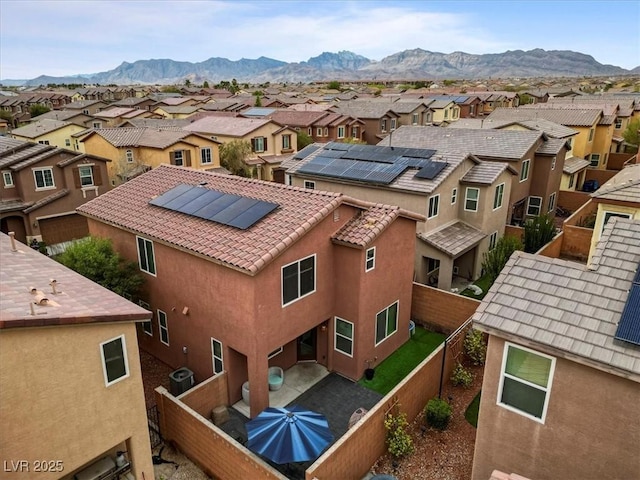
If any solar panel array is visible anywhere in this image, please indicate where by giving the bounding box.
[297,143,445,185]
[149,184,279,230]
[614,262,640,346]
[293,144,321,160]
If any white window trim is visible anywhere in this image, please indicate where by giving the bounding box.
[548,192,556,213]
[489,231,498,250]
[365,247,376,272]
[200,147,212,165]
[173,150,184,166]
[79,165,94,187]
[601,211,632,234]
[100,334,130,387]
[451,187,457,205]
[519,159,530,183]
[375,301,399,346]
[464,187,479,212]
[304,180,315,190]
[527,196,542,216]
[2,171,14,188]
[337,126,345,139]
[334,317,354,357]
[211,337,224,374]
[428,194,440,219]
[551,156,556,170]
[268,346,283,359]
[139,300,152,336]
[33,167,55,191]
[126,149,134,163]
[136,236,156,276]
[497,342,556,424]
[158,310,169,346]
[281,254,317,307]
[493,183,505,210]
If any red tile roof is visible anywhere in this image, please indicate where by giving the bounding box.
[331,204,403,248]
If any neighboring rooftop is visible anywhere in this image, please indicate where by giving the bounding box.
[11,119,75,138]
[591,164,640,203]
[81,127,199,149]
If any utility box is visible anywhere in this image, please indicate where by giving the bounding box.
[169,367,195,396]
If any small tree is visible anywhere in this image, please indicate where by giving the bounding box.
[523,213,557,253]
[220,140,252,177]
[296,130,313,150]
[327,80,341,90]
[464,329,487,366]
[623,118,640,152]
[30,104,50,118]
[384,409,413,458]
[56,237,144,298]
[481,235,522,284]
[203,80,210,89]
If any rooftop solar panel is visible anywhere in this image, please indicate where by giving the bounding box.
[149,184,278,230]
[614,284,640,346]
[414,161,448,180]
[324,141,350,151]
[634,265,640,285]
[293,144,321,160]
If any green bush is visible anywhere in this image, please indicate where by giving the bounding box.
[451,362,473,388]
[384,410,414,458]
[464,329,487,366]
[481,234,523,284]
[425,398,452,430]
[523,213,557,253]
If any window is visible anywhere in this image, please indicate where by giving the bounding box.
[82,109,89,115]
[527,196,542,216]
[252,137,267,152]
[100,335,129,386]
[2,171,14,187]
[498,343,555,422]
[78,165,94,186]
[428,194,440,218]
[444,109,449,119]
[548,192,556,213]
[200,147,212,164]
[602,211,632,233]
[282,134,292,149]
[126,149,134,163]
[551,156,556,170]
[590,153,600,167]
[139,300,152,336]
[268,346,283,359]
[365,247,375,272]
[173,150,184,166]
[316,127,323,137]
[390,118,396,130]
[426,112,432,123]
[464,187,479,212]
[520,159,530,182]
[65,139,71,147]
[381,119,387,132]
[282,254,316,306]
[308,127,312,136]
[335,318,354,356]
[489,231,498,250]
[568,174,575,188]
[38,140,50,145]
[304,180,315,190]
[158,310,169,345]
[337,126,345,139]
[470,105,476,116]
[588,128,594,141]
[375,301,398,345]
[93,122,102,129]
[211,338,223,374]
[614,118,622,129]
[33,167,55,189]
[324,127,328,136]
[352,126,359,138]
[137,236,156,275]
[412,113,419,125]
[427,257,440,273]
[493,183,505,210]
[451,187,457,205]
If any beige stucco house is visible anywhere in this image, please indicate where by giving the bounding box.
[11,119,89,152]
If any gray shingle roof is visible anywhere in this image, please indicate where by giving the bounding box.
[536,137,568,155]
[85,127,194,149]
[487,107,601,127]
[418,221,486,257]
[563,156,591,174]
[473,218,640,378]
[183,116,270,136]
[11,119,73,138]
[460,161,512,185]
[591,164,640,203]
[334,102,398,119]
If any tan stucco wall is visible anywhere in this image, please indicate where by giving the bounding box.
[13,124,87,153]
[591,123,614,168]
[0,322,153,479]
[570,124,597,159]
[472,335,640,480]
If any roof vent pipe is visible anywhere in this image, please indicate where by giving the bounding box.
[8,232,17,252]
[49,279,58,294]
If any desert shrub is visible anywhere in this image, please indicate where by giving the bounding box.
[464,328,487,366]
[451,362,473,388]
[523,213,557,253]
[481,235,523,284]
[384,410,414,458]
[425,397,452,430]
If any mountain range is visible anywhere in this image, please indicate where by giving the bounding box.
[3,49,638,86]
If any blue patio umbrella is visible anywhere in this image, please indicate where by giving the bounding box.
[245,405,334,464]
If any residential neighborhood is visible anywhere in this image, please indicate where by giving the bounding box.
[1,2,640,479]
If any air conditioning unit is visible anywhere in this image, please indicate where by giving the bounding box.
[74,456,115,480]
[169,367,195,396]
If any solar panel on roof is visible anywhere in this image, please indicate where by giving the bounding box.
[149,184,278,230]
[324,141,350,151]
[414,161,448,180]
[614,283,640,346]
[634,266,640,285]
[293,144,321,160]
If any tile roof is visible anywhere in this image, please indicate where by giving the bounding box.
[78,165,419,275]
[377,125,543,160]
[0,233,151,329]
[0,199,33,213]
[119,118,192,129]
[23,189,69,214]
[95,107,137,118]
[460,161,513,185]
[269,110,327,127]
[85,127,194,149]
[183,116,270,136]
[536,137,568,155]
[334,101,398,119]
[156,105,201,115]
[591,164,640,203]
[487,107,601,127]
[473,218,640,378]
[29,110,88,123]
[563,156,591,174]
[331,204,404,248]
[418,221,486,257]
[11,119,73,138]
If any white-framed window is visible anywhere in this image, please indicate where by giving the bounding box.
[158,310,169,346]
[33,167,55,190]
[211,338,223,374]
[588,128,594,142]
[551,156,556,170]
[365,247,375,272]
[498,342,555,423]
[451,187,457,205]
[601,211,632,233]
[425,112,432,123]
[614,118,622,129]
[390,118,396,130]
[412,113,419,125]
[82,109,89,115]
[464,187,479,212]
[568,174,575,189]
[493,183,504,210]
[323,127,328,136]
[428,194,440,218]
[139,300,152,336]
[520,159,530,182]
[304,180,315,190]
[268,346,283,359]
[79,165,94,186]
[527,196,542,216]
[381,119,387,132]
[65,139,71,147]
[282,254,316,306]
[2,171,14,187]
[335,317,354,356]
[316,127,323,137]
[548,192,556,213]
[590,153,600,167]
[427,257,440,273]
[337,126,345,139]
[173,150,184,166]
[469,105,476,116]
[489,231,498,250]
[137,236,156,276]
[126,149,134,163]
[351,126,359,138]
[200,147,212,164]
[282,134,292,149]
[444,109,449,119]
[253,136,267,152]
[375,301,398,345]
[100,335,129,386]
[38,140,50,145]
[93,121,102,129]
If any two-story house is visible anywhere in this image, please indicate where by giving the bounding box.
[11,119,89,152]
[334,101,401,145]
[0,232,154,480]
[77,164,423,417]
[268,110,365,143]
[0,137,111,246]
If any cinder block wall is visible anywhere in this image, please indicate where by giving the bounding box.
[178,373,228,418]
[411,283,480,334]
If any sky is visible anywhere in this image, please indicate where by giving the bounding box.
[1,0,639,80]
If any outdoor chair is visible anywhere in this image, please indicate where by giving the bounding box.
[268,366,284,391]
